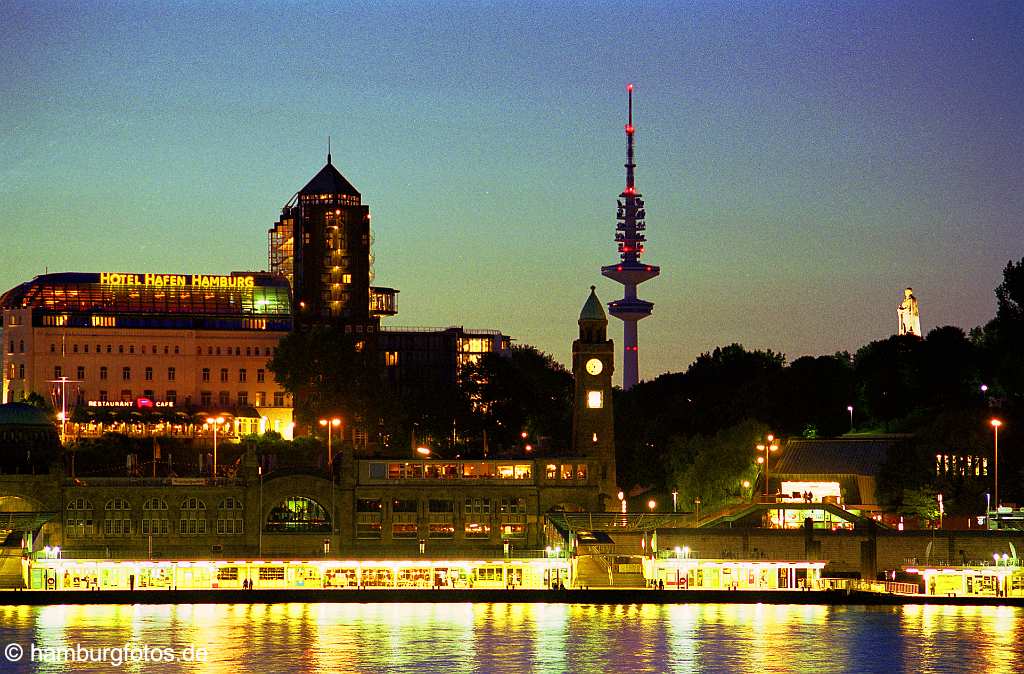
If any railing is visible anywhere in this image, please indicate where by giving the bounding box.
[819,578,920,595]
[903,557,1024,568]
[379,325,503,335]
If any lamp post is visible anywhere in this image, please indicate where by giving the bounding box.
[847,406,854,432]
[991,419,1003,512]
[258,465,263,558]
[756,434,779,498]
[671,490,678,513]
[694,498,701,524]
[205,416,225,478]
[618,490,626,514]
[319,417,342,473]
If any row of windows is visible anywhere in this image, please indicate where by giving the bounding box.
[49,366,267,384]
[68,497,239,511]
[65,516,241,538]
[935,454,989,477]
[86,389,286,407]
[200,368,266,383]
[359,521,527,540]
[354,497,527,516]
[41,343,277,357]
[370,462,537,481]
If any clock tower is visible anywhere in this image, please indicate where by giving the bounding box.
[572,286,617,506]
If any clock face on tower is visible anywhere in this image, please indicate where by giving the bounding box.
[585,358,603,376]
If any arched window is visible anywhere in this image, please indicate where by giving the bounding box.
[179,497,207,535]
[105,498,131,511]
[103,498,131,537]
[217,496,244,535]
[66,498,94,537]
[142,498,169,536]
[265,496,330,533]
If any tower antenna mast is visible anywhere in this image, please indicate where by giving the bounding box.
[600,83,660,390]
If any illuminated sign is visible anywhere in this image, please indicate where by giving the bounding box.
[99,273,255,289]
[86,399,174,408]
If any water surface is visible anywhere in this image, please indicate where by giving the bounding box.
[0,602,1019,672]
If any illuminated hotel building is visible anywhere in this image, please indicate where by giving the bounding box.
[0,271,295,436]
[0,159,609,565]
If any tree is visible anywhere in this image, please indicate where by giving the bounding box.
[615,344,784,490]
[772,354,854,437]
[669,419,769,512]
[896,485,940,522]
[853,336,924,426]
[268,325,394,438]
[460,345,572,452]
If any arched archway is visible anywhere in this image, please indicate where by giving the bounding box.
[265,496,331,533]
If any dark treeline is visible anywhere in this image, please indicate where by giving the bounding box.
[616,258,1024,517]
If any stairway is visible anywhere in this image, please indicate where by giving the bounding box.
[574,554,646,588]
[0,551,25,589]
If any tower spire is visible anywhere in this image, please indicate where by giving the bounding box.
[600,83,661,390]
[625,83,635,193]
[327,135,332,165]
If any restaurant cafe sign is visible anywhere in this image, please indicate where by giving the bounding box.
[99,272,255,289]
[87,398,174,409]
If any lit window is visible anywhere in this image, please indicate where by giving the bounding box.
[587,390,603,409]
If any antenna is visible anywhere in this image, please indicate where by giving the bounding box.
[327,135,332,165]
[625,84,635,192]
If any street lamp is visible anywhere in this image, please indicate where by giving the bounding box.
[756,434,780,498]
[416,446,432,457]
[648,499,657,512]
[991,419,1003,511]
[847,406,854,432]
[319,417,342,472]
[671,490,678,513]
[258,465,263,557]
[694,497,701,524]
[205,416,225,478]
[618,490,626,514]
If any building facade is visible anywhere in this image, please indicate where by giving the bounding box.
[269,153,397,332]
[1,289,616,561]
[0,271,295,437]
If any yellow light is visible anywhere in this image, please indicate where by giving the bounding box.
[767,434,774,442]
[991,419,1003,428]
[416,447,431,456]
[647,499,656,510]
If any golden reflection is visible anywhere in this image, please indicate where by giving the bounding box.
[1,602,1021,672]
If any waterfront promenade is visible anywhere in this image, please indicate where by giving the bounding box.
[4,587,1024,607]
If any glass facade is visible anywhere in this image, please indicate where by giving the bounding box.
[1,272,292,331]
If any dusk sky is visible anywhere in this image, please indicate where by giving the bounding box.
[3,1,1022,385]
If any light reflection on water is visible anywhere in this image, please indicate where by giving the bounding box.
[0,602,1021,673]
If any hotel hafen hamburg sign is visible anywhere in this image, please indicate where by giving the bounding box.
[99,272,255,289]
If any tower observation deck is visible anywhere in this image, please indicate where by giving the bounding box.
[600,84,660,390]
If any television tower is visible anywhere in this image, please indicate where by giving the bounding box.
[601,83,660,390]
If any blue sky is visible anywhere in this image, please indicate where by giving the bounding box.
[2,1,1022,385]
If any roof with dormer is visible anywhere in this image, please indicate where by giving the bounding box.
[579,286,607,323]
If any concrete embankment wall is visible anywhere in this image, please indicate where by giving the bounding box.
[3,588,1023,607]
